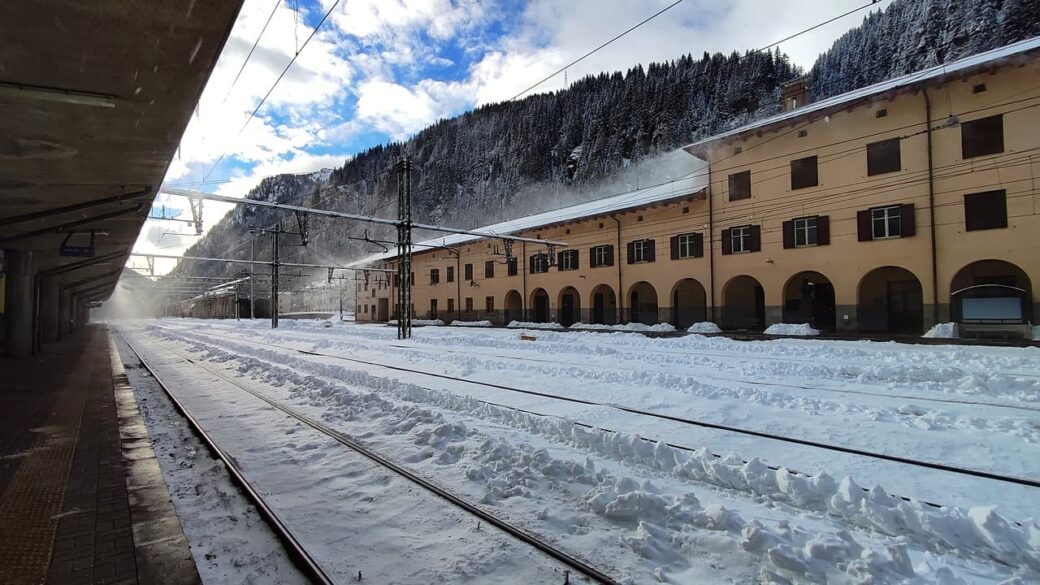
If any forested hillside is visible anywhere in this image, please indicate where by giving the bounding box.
[174,0,1040,282]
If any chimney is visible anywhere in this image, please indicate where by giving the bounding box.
[781,77,811,112]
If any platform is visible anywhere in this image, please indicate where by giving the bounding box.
[0,325,200,585]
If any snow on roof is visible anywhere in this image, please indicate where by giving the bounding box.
[351,171,707,266]
[685,35,1040,153]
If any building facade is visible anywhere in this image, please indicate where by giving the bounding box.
[356,39,1040,336]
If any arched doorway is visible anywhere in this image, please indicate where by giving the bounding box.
[504,290,523,324]
[671,279,707,328]
[783,271,836,330]
[590,284,617,324]
[722,276,765,330]
[628,282,659,325]
[558,287,581,327]
[858,266,923,334]
[529,288,550,323]
[950,260,1033,324]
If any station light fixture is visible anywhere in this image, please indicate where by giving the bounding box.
[0,81,117,108]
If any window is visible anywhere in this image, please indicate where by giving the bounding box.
[964,190,1007,231]
[682,206,689,214]
[730,225,752,253]
[590,245,614,268]
[728,170,751,201]
[530,253,549,274]
[627,239,655,264]
[464,263,473,281]
[484,260,495,278]
[447,298,455,313]
[671,233,703,259]
[876,109,888,118]
[485,296,495,313]
[507,257,518,276]
[465,297,473,313]
[446,266,454,282]
[790,156,818,189]
[429,269,440,285]
[558,249,579,271]
[962,114,1003,159]
[867,138,901,176]
[798,129,808,138]
[871,206,902,239]
[973,83,987,94]
[430,299,438,318]
[794,217,818,247]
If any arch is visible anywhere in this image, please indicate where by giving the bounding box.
[627,281,659,325]
[558,287,581,327]
[782,271,836,331]
[857,266,923,334]
[722,275,765,330]
[950,260,1033,324]
[529,288,551,323]
[670,278,708,328]
[504,290,523,324]
[590,284,618,325]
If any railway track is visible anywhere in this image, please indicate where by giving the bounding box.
[154,325,1040,491]
[119,330,619,585]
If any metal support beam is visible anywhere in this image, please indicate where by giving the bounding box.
[0,204,143,245]
[0,188,150,227]
[129,253,393,273]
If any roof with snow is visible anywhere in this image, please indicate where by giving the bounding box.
[684,35,1040,155]
[351,172,707,266]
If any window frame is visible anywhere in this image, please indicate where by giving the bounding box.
[728,170,751,201]
[870,205,902,239]
[631,239,652,263]
[485,296,495,313]
[591,245,611,268]
[429,268,440,285]
[963,189,1008,232]
[676,233,700,259]
[961,114,1004,159]
[866,137,901,176]
[559,249,578,271]
[730,225,752,254]
[793,216,818,248]
[531,253,549,274]
[790,155,819,190]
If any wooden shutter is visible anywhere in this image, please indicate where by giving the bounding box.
[626,241,636,264]
[857,210,872,241]
[782,220,795,249]
[670,236,679,260]
[749,226,761,252]
[464,264,473,280]
[645,240,656,262]
[900,203,916,237]
[529,255,536,274]
[721,228,732,255]
[572,250,580,269]
[817,215,830,246]
[694,233,704,258]
[605,245,614,267]
[557,251,565,270]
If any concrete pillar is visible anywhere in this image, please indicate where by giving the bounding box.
[40,276,59,343]
[3,250,35,357]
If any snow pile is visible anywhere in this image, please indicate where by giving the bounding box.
[506,321,564,330]
[571,322,677,332]
[923,322,959,339]
[450,320,494,328]
[764,323,820,336]
[687,322,722,334]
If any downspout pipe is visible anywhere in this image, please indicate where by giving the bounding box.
[610,215,623,323]
[707,162,716,324]
[923,89,940,326]
[521,241,527,322]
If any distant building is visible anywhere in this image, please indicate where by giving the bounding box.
[354,38,1040,337]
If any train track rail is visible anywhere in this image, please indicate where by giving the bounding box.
[120,330,620,585]
[156,325,1040,490]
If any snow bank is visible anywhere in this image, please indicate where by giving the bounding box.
[153,325,1040,579]
[923,322,959,339]
[687,322,722,334]
[387,318,444,326]
[764,323,820,336]
[450,320,493,328]
[571,322,677,332]
[506,321,564,330]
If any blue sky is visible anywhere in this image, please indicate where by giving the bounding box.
[135,0,893,270]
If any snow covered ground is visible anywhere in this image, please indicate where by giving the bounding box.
[114,318,1040,584]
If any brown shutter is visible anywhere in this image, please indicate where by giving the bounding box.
[557,251,565,270]
[694,233,704,258]
[573,250,580,269]
[817,215,830,246]
[605,245,614,266]
[626,241,636,264]
[670,235,679,260]
[646,239,656,262]
[900,203,916,237]
[857,210,872,241]
[749,225,761,252]
[782,220,795,249]
[529,255,536,273]
[721,228,732,255]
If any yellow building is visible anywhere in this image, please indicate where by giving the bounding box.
[355,37,1040,337]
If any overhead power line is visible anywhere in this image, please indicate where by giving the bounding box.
[223,0,282,103]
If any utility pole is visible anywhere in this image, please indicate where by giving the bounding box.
[272,226,281,329]
[396,156,413,340]
[249,231,256,319]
